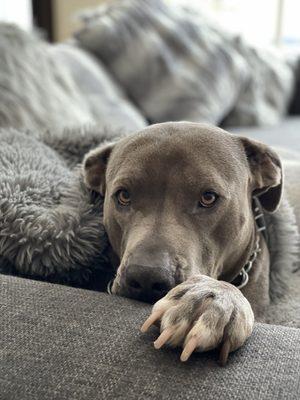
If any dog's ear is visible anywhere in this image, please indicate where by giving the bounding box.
[240,137,282,212]
[82,142,115,195]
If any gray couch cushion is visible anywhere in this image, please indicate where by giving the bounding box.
[1,274,299,400]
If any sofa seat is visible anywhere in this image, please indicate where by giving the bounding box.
[0,273,299,400]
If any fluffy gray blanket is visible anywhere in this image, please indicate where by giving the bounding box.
[0,126,117,288]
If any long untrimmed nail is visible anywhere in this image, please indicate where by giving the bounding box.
[180,337,198,362]
[141,310,162,333]
[154,328,173,349]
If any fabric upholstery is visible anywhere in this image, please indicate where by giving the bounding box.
[0,273,299,400]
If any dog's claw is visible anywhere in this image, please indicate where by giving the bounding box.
[154,327,174,349]
[141,310,163,333]
[218,339,231,366]
[180,337,198,362]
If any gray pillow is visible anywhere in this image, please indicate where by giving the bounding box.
[53,43,147,132]
[223,42,295,126]
[0,23,146,133]
[75,0,249,125]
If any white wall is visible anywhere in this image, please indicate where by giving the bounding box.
[171,0,300,49]
[0,0,32,31]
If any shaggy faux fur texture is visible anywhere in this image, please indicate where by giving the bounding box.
[0,126,119,288]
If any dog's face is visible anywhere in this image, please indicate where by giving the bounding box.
[83,122,282,303]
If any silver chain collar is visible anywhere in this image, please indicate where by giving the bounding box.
[234,234,261,289]
[233,198,267,289]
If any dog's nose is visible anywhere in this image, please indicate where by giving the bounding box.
[125,264,174,303]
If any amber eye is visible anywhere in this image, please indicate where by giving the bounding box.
[199,191,218,208]
[116,189,131,206]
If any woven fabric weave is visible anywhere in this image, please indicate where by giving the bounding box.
[0,274,299,400]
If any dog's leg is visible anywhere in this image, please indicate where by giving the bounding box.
[141,275,254,365]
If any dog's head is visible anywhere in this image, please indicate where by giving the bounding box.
[83,122,282,302]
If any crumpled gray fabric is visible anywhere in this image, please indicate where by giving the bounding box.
[0,126,116,285]
[0,23,146,133]
[75,0,294,127]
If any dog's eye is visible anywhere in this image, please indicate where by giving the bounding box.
[199,191,218,208]
[116,189,131,206]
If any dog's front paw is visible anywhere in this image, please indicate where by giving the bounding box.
[141,275,254,365]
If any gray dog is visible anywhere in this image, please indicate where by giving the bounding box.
[83,122,299,364]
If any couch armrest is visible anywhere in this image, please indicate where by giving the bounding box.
[0,274,299,400]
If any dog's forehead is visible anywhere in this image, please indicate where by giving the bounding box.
[108,123,245,180]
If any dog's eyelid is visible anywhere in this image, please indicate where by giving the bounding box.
[111,179,132,194]
[197,183,229,198]
[200,188,218,194]
[197,188,220,198]
[112,186,130,195]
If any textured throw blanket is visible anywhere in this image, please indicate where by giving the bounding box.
[0,126,117,288]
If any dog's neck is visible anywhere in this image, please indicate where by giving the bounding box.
[230,197,267,289]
